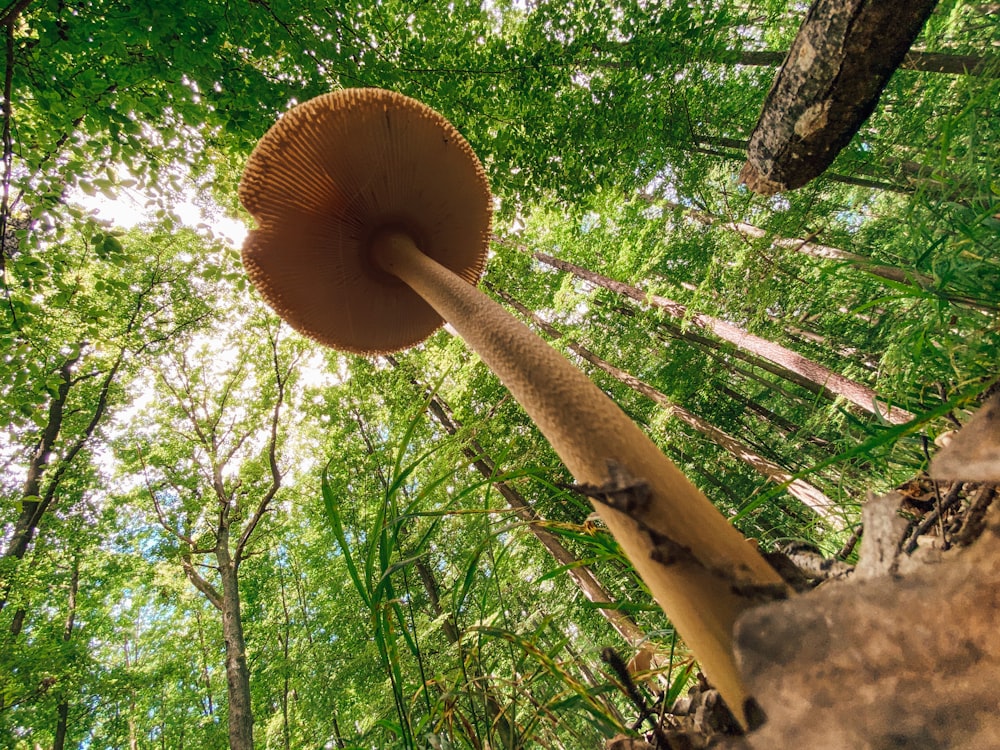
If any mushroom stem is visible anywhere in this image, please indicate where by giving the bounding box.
[371,230,788,726]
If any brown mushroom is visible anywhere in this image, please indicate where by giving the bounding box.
[239,88,788,726]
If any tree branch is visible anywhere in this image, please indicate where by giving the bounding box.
[0,0,32,29]
[136,447,196,547]
[181,553,223,611]
[235,324,288,562]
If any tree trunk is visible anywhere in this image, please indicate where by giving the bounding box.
[714,382,805,440]
[582,41,996,77]
[641,200,998,334]
[6,540,46,637]
[671,446,744,506]
[122,637,141,750]
[414,557,517,749]
[52,553,80,750]
[493,287,841,527]
[528,250,913,424]
[693,135,987,206]
[217,542,254,750]
[739,0,939,193]
[690,139,911,194]
[3,343,125,614]
[2,354,78,569]
[330,712,346,749]
[277,566,292,750]
[650,196,948,294]
[53,702,70,750]
[651,317,831,409]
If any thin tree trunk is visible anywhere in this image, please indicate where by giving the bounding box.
[689,141,911,193]
[195,608,216,717]
[128,707,139,750]
[6,537,46,637]
[574,41,995,76]
[52,553,80,750]
[606,300,846,411]
[123,636,140,750]
[649,196,993,311]
[493,287,841,526]
[653,318,826,408]
[527,249,913,424]
[287,553,344,746]
[780,323,877,371]
[414,557,517,749]
[289,557,315,649]
[3,354,79,568]
[714,382,803,439]
[330,713,346,749]
[671,446,743,506]
[277,566,292,750]
[725,48,996,77]
[3,337,128,615]
[217,541,254,750]
[693,136,988,206]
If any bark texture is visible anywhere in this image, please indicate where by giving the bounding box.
[740,0,939,194]
[219,545,255,750]
[734,504,1000,748]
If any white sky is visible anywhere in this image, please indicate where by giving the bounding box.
[77,183,249,248]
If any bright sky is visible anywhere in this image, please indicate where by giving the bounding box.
[77,183,249,248]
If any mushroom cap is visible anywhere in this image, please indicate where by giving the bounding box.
[239,88,492,354]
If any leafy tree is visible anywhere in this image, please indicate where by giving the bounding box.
[122,310,303,750]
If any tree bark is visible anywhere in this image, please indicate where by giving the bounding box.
[52,553,80,750]
[218,541,254,750]
[277,567,292,750]
[630,306,835,405]
[492,287,841,527]
[739,0,939,193]
[528,250,913,425]
[3,353,79,568]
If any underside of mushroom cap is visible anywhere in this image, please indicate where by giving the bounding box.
[239,88,492,354]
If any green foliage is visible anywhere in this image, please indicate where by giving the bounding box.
[1,0,997,747]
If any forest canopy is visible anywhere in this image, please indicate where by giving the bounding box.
[0,0,997,748]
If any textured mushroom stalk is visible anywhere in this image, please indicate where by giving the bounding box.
[371,229,788,724]
[240,89,790,727]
